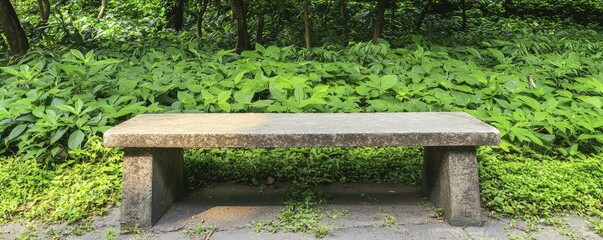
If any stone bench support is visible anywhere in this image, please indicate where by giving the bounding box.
[104,113,499,227]
[423,146,481,226]
[121,148,183,227]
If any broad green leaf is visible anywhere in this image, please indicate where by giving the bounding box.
[578,96,601,109]
[516,96,541,111]
[67,130,85,149]
[90,59,124,66]
[217,102,231,112]
[70,49,85,61]
[380,75,398,90]
[269,81,288,102]
[233,71,247,85]
[6,124,27,141]
[56,105,76,114]
[217,91,231,103]
[50,128,69,144]
[0,67,22,77]
[234,89,255,104]
[294,84,305,104]
[177,91,196,105]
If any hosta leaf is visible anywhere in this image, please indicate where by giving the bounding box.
[294,84,305,104]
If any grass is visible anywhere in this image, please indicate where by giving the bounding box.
[1,142,602,238]
[0,136,122,224]
[1,145,602,237]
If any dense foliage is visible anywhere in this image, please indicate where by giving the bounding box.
[1,0,602,236]
[1,21,601,162]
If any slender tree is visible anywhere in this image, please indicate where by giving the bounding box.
[197,0,210,36]
[0,0,29,57]
[166,0,185,31]
[416,0,433,31]
[372,0,386,44]
[460,0,467,32]
[37,0,50,22]
[231,0,251,53]
[303,0,311,49]
[256,14,265,45]
[98,0,106,18]
[338,0,349,45]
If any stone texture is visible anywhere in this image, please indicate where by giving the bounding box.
[105,112,499,228]
[423,146,482,226]
[103,112,500,148]
[121,148,183,227]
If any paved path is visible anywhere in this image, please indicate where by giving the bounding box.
[1,183,601,239]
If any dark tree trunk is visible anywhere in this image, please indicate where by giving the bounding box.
[372,0,386,44]
[166,0,185,31]
[197,0,209,36]
[37,0,50,22]
[0,0,29,57]
[256,14,264,45]
[415,0,432,32]
[460,0,467,32]
[97,0,106,18]
[390,0,396,22]
[502,0,514,17]
[231,0,251,54]
[339,0,349,45]
[304,0,311,50]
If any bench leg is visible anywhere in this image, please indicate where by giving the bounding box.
[121,148,183,227]
[423,146,482,226]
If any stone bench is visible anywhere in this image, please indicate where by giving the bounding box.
[103,112,499,227]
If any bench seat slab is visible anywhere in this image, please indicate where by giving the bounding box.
[121,148,183,227]
[423,146,482,226]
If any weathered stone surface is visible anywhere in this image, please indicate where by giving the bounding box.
[423,146,482,226]
[103,112,500,148]
[121,148,183,227]
[107,112,498,227]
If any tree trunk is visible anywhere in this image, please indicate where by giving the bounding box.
[304,0,311,50]
[256,14,264,45]
[0,0,29,57]
[460,0,467,32]
[338,0,348,46]
[390,0,396,22]
[197,0,209,36]
[415,0,432,32]
[231,0,251,54]
[97,0,106,18]
[502,0,514,17]
[166,0,185,31]
[37,0,50,22]
[372,0,386,44]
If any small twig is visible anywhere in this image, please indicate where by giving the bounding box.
[204,228,216,240]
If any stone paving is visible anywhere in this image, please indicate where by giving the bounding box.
[1,183,601,240]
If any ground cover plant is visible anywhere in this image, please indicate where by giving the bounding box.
[1,0,603,237]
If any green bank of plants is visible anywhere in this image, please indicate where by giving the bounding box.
[1,21,601,162]
[1,17,602,236]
